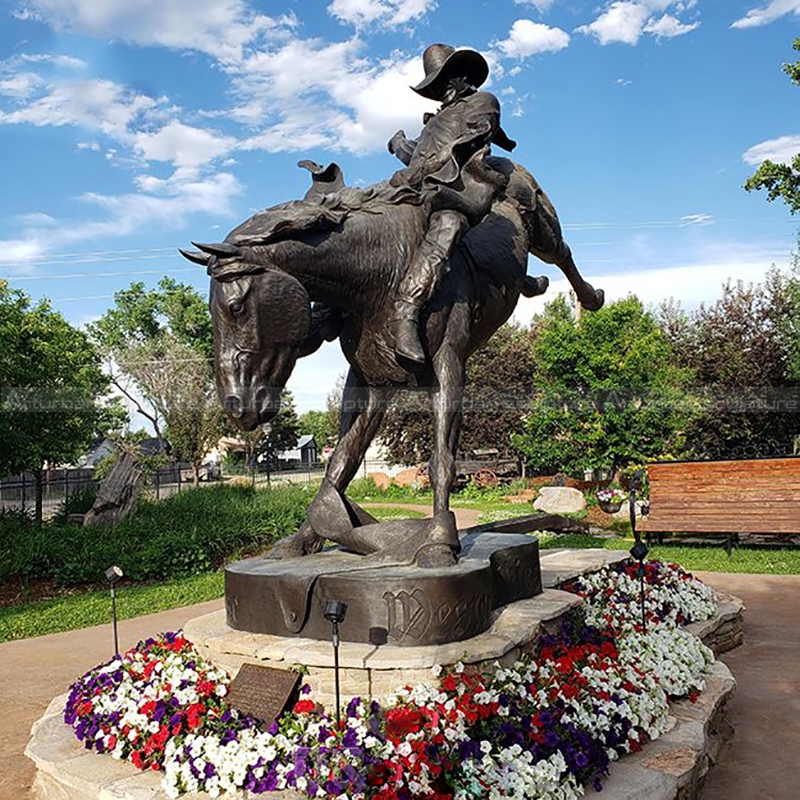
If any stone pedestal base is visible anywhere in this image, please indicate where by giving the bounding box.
[224,530,543,645]
[191,548,628,708]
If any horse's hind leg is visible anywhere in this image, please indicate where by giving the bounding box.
[526,186,604,311]
[552,244,604,312]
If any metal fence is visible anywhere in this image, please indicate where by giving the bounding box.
[0,458,407,518]
[216,457,404,487]
[0,468,99,518]
[0,463,224,518]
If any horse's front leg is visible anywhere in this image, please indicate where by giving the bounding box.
[423,337,467,566]
[268,369,386,558]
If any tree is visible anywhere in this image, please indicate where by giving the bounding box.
[744,39,800,214]
[660,268,800,459]
[298,409,336,447]
[261,391,300,464]
[379,324,538,466]
[89,279,224,485]
[513,296,691,478]
[223,390,300,472]
[155,340,225,484]
[0,282,119,521]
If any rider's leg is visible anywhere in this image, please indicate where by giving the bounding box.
[389,209,469,364]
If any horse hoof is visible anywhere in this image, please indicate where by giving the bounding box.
[581,286,605,312]
[593,287,605,310]
[521,275,549,298]
[414,543,458,568]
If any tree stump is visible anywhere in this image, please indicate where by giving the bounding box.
[84,452,144,526]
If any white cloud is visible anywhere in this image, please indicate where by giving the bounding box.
[514,0,555,11]
[0,79,161,134]
[19,53,87,70]
[0,72,43,99]
[0,53,86,99]
[577,1,699,46]
[643,13,700,37]
[235,40,432,155]
[15,0,295,63]
[680,213,713,226]
[495,20,570,59]
[327,0,435,28]
[16,212,58,226]
[743,135,800,165]
[0,238,47,268]
[132,121,236,171]
[2,170,243,266]
[732,0,800,29]
[513,257,789,323]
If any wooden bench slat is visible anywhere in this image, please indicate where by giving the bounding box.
[644,458,800,536]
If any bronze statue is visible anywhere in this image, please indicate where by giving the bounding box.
[181,44,603,570]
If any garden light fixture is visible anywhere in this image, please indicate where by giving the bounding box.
[324,599,348,728]
[628,470,649,633]
[105,565,123,657]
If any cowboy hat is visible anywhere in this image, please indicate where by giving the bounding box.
[411,43,489,100]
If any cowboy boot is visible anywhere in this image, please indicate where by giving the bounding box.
[388,299,426,364]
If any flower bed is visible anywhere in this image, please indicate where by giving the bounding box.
[64,560,716,799]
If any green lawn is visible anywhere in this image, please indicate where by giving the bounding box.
[0,572,224,644]
[534,532,800,575]
[3,496,798,645]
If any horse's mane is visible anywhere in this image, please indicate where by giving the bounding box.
[225,181,424,250]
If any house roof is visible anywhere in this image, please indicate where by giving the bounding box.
[297,435,316,449]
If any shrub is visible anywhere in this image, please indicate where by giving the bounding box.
[52,486,98,522]
[0,484,312,587]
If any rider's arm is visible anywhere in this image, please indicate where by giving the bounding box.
[388,130,418,166]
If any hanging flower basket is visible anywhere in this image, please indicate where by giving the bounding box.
[598,488,627,514]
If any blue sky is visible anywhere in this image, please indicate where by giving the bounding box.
[1,0,799,413]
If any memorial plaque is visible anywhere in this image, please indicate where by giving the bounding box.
[227,664,300,727]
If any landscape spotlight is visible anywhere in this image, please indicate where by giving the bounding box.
[628,470,649,633]
[324,600,348,728]
[105,565,124,658]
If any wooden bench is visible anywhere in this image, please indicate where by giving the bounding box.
[641,457,800,543]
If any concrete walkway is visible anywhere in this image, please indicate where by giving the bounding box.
[697,572,800,800]
[0,598,225,799]
[2,563,798,799]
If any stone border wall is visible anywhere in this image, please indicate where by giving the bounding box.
[25,548,745,800]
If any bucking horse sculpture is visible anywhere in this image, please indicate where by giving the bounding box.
[181,153,603,568]
[183,44,605,568]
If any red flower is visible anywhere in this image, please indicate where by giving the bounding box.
[385,706,425,739]
[561,683,580,700]
[186,702,206,730]
[293,699,315,714]
[441,675,458,692]
[555,656,574,674]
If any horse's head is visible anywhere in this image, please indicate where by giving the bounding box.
[181,242,311,431]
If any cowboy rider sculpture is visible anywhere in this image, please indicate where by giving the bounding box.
[386,43,517,364]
